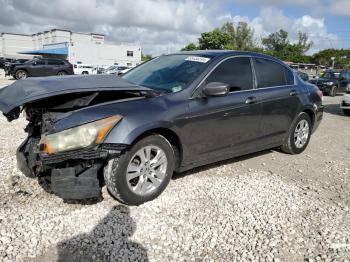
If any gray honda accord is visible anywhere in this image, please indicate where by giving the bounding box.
[0,51,323,205]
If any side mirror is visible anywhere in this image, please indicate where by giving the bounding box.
[202,82,230,97]
[32,61,37,65]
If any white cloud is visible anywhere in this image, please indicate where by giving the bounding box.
[0,0,343,55]
[220,7,338,54]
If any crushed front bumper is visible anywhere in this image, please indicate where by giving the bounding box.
[16,139,128,200]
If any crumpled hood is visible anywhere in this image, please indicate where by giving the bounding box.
[0,74,150,115]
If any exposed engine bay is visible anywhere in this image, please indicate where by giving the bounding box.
[14,90,148,200]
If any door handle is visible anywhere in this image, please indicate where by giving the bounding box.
[245,96,257,104]
[290,90,297,96]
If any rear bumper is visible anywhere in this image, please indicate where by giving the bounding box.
[16,140,128,200]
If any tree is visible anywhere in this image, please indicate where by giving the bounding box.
[181,43,198,51]
[221,21,256,51]
[198,29,232,50]
[262,29,289,53]
[312,49,350,69]
[141,53,152,62]
[261,29,313,62]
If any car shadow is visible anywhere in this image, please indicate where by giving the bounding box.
[323,103,348,116]
[55,205,148,262]
[173,148,274,180]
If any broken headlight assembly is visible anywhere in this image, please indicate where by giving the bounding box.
[39,115,122,154]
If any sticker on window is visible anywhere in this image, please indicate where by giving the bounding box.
[185,56,210,63]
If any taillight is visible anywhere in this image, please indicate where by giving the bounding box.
[316,89,323,100]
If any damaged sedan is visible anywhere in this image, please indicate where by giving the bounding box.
[0,51,323,205]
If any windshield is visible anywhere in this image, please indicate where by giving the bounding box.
[106,66,117,71]
[323,72,334,79]
[122,54,213,93]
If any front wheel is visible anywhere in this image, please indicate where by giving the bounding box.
[281,112,312,154]
[329,86,337,97]
[104,134,175,205]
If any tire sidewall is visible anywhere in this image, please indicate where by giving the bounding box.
[288,112,312,154]
[105,134,175,205]
[330,86,337,97]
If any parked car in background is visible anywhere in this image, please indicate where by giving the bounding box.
[0,51,323,205]
[296,71,309,82]
[340,85,350,116]
[5,58,74,79]
[118,67,132,75]
[308,71,341,96]
[73,64,96,75]
[104,65,129,75]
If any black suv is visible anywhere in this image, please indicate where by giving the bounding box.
[309,71,348,96]
[6,58,74,79]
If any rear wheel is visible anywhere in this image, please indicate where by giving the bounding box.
[104,134,175,205]
[343,109,350,116]
[15,70,28,80]
[329,86,337,97]
[57,71,67,76]
[281,112,312,154]
[82,71,89,75]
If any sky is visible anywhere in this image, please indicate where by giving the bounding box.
[0,0,349,56]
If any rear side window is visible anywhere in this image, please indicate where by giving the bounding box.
[205,57,253,92]
[254,58,291,88]
[48,59,65,65]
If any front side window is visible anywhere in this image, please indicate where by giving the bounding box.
[205,57,253,92]
[127,51,134,57]
[123,54,212,93]
[254,58,288,88]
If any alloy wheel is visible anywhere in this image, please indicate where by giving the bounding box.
[294,119,309,148]
[126,145,168,195]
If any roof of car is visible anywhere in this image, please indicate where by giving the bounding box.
[173,50,282,62]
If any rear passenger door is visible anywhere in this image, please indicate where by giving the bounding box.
[29,59,47,76]
[253,58,300,147]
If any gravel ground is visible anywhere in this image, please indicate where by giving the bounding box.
[0,82,349,261]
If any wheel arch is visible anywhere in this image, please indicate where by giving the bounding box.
[131,127,183,171]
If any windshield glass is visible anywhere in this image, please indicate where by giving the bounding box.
[323,72,334,79]
[122,54,213,93]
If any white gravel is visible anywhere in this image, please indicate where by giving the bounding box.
[0,92,349,261]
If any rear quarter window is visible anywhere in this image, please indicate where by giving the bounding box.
[254,58,292,88]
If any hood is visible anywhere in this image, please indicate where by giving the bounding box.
[0,74,151,116]
[310,77,335,83]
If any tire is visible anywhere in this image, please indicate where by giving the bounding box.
[343,109,350,116]
[15,70,28,80]
[329,86,337,97]
[82,71,89,75]
[104,134,175,205]
[281,112,312,154]
[57,71,67,76]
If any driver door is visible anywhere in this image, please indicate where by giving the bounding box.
[183,57,262,164]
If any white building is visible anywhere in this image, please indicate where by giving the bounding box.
[0,29,141,67]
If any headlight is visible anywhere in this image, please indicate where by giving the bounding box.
[40,115,122,154]
[325,81,334,85]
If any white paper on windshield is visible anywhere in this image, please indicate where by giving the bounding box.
[185,56,210,63]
